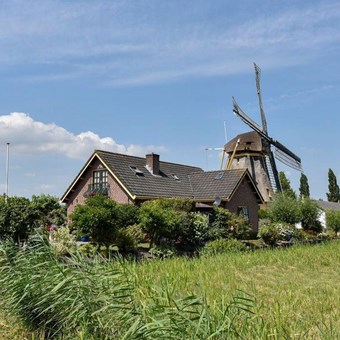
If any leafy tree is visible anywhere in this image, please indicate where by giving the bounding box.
[325,210,340,233]
[30,194,66,228]
[116,204,139,229]
[0,196,35,242]
[70,195,120,250]
[300,199,322,232]
[279,171,296,199]
[326,168,340,202]
[267,193,301,225]
[299,173,310,198]
[138,198,193,248]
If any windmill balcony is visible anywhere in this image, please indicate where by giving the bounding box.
[83,183,110,197]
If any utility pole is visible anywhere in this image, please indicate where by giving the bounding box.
[5,142,9,203]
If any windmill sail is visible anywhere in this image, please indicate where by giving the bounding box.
[230,63,302,199]
[254,63,268,134]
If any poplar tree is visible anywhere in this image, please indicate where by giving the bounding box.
[299,173,310,198]
[327,168,340,202]
[279,171,296,199]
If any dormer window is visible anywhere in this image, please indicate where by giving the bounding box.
[129,165,144,176]
[214,172,224,180]
[171,174,180,180]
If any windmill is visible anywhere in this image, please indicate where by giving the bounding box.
[225,63,302,202]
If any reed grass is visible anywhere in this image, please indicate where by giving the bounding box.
[0,238,339,339]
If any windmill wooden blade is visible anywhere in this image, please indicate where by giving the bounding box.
[254,63,268,134]
[232,97,264,135]
[271,139,301,169]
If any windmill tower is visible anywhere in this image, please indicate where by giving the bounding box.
[225,63,302,202]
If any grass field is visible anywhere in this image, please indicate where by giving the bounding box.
[134,241,340,338]
[0,240,339,339]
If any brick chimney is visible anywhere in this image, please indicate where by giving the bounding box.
[146,153,160,175]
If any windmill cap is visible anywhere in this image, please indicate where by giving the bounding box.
[224,131,263,154]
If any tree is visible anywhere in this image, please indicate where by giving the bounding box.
[299,173,310,199]
[326,168,340,202]
[279,171,296,199]
[138,198,193,248]
[325,210,340,233]
[0,196,35,242]
[300,198,322,232]
[267,193,301,225]
[70,195,120,250]
[30,194,66,228]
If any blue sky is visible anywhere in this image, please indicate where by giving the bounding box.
[1,0,340,200]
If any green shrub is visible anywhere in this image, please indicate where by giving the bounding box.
[180,212,210,249]
[149,245,177,259]
[78,242,97,257]
[268,193,301,225]
[300,199,322,232]
[115,228,137,252]
[70,195,119,249]
[325,210,340,233]
[201,239,247,256]
[49,227,76,256]
[210,207,252,240]
[139,198,192,247]
[124,224,147,244]
[258,222,298,246]
[117,204,139,228]
[258,208,270,219]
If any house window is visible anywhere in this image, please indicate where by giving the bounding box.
[238,206,249,222]
[93,170,108,189]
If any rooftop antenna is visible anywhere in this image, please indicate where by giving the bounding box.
[5,142,10,203]
[223,120,228,143]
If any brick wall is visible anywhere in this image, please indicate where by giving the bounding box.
[225,178,260,232]
[65,158,134,216]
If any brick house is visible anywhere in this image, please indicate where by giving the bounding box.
[61,150,263,231]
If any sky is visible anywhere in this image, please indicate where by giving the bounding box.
[0,0,340,200]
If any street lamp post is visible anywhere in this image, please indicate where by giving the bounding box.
[5,142,10,203]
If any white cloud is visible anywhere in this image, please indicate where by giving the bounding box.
[0,112,167,159]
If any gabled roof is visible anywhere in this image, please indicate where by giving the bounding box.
[61,150,263,204]
[316,200,340,211]
[61,150,204,202]
[189,169,263,202]
[96,150,203,199]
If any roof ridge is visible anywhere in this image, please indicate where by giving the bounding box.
[95,149,203,170]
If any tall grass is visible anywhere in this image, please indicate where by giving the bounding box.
[134,241,340,338]
[0,236,259,339]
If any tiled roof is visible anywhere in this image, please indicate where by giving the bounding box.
[61,150,262,203]
[96,150,203,198]
[188,169,247,200]
[315,200,340,211]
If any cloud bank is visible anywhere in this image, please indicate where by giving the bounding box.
[0,113,166,159]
